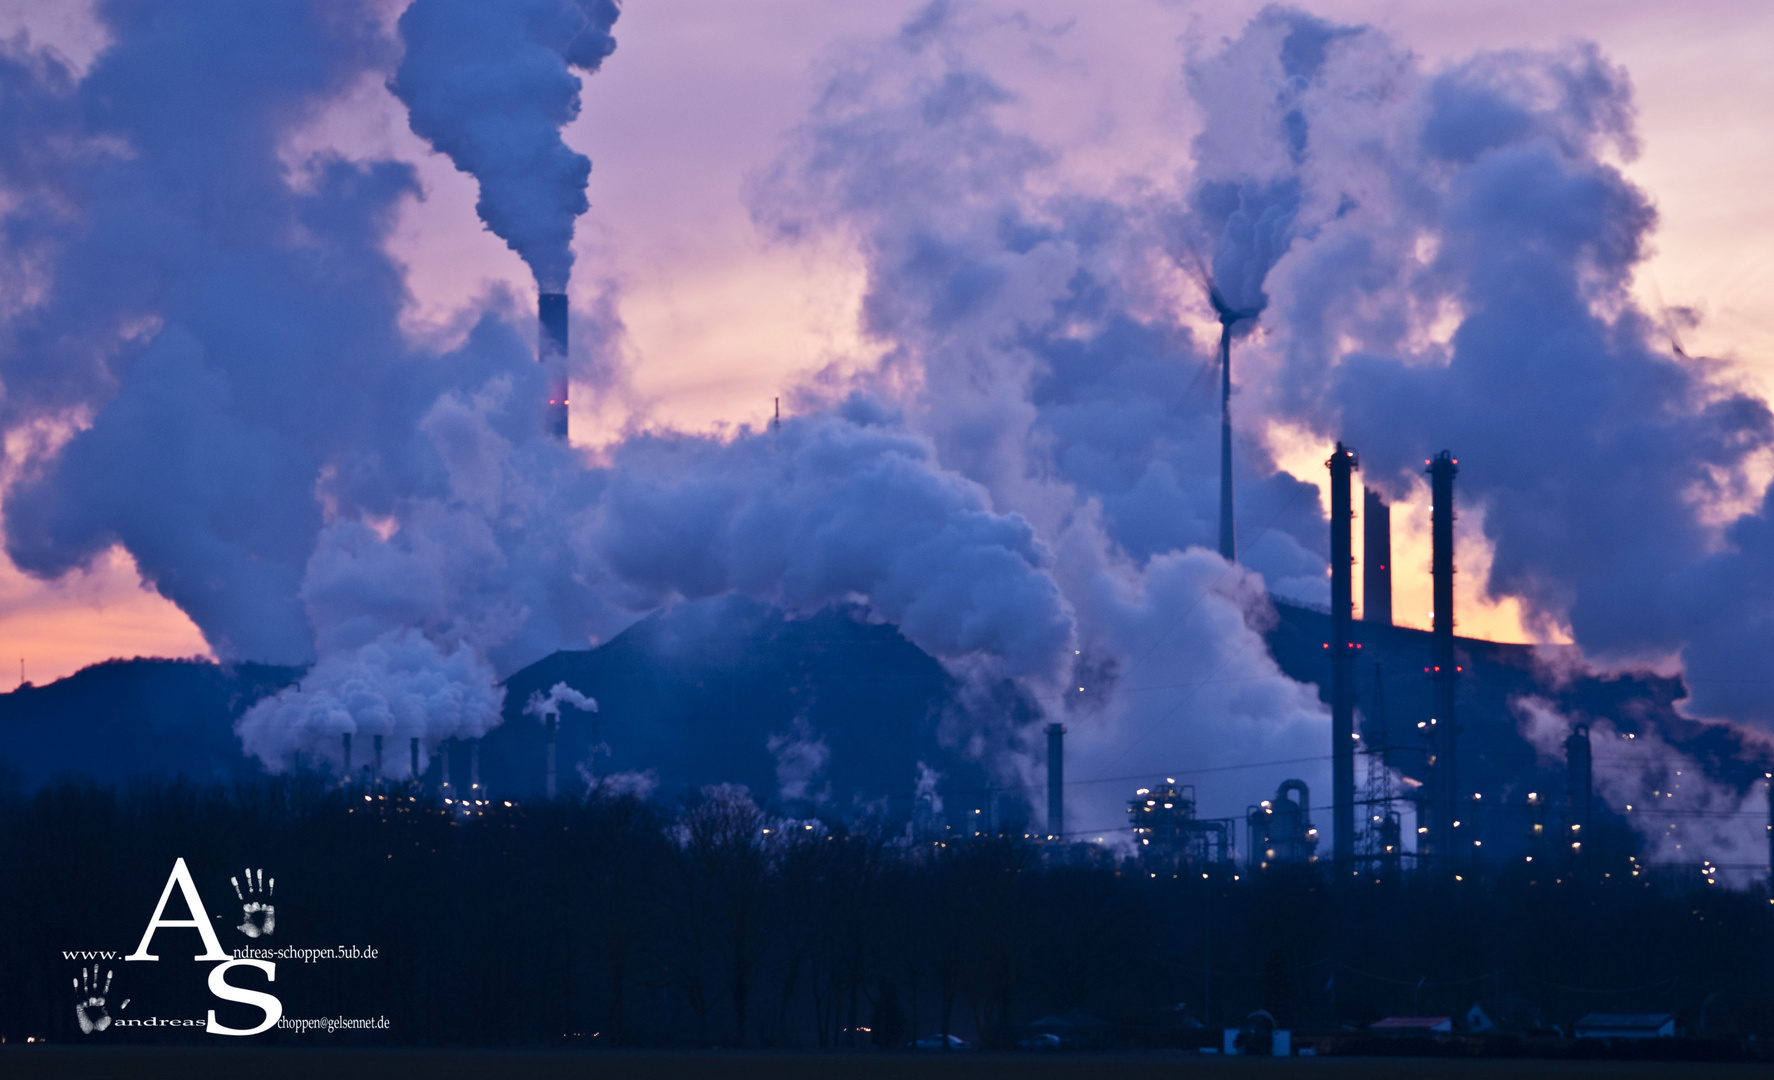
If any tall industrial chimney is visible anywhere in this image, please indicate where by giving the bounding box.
[470,739,481,798]
[410,736,421,781]
[1363,489,1392,625]
[1046,722,1065,839]
[1767,774,1773,898]
[539,293,569,440]
[440,738,452,792]
[1427,451,1459,861]
[373,734,384,782]
[1217,319,1237,562]
[1328,442,1358,863]
[1565,723,1592,870]
[341,732,352,781]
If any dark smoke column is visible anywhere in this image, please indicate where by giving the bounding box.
[391,0,619,441]
[540,293,569,439]
[1328,442,1358,863]
[1426,451,1459,862]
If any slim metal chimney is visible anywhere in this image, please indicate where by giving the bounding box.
[440,738,452,791]
[373,734,384,782]
[470,739,481,798]
[1565,723,1592,870]
[1328,442,1359,863]
[545,718,558,800]
[1363,489,1392,625]
[341,732,352,781]
[1046,722,1066,839]
[539,293,569,440]
[410,736,421,780]
[1217,321,1237,562]
[1427,451,1459,861]
[1766,774,1773,898]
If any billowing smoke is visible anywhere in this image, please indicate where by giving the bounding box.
[299,381,1076,683]
[525,680,598,724]
[1181,7,1774,858]
[752,1,1332,831]
[5,0,1772,871]
[768,716,831,806]
[237,628,503,778]
[0,3,1080,783]
[913,761,944,816]
[0,0,424,665]
[390,0,618,290]
[1181,10,1350,314]
[1516,697,1770,883]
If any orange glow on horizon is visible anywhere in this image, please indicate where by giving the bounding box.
[0,544,212,690]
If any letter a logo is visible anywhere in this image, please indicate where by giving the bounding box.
[125,858,228,961]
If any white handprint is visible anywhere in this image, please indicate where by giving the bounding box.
[231,867,276,938]
[73,966,127,1033]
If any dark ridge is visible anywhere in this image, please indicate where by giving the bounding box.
[478,594,987,814]
[0,656,302,789]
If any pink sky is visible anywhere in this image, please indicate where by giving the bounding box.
[0,0,1769,683]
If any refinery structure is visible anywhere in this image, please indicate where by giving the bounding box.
[321,304,1774,889]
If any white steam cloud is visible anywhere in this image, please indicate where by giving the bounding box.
[525,680,598,725]
[1,1,1769,854]
[1515,696,1770,878]
[237,628,503,778]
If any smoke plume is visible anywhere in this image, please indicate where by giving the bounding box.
[236,627,503,778]
[3,0,1772,871]
[1176,6,1774,857]
[390,0,618,290]
[525,680,598,724]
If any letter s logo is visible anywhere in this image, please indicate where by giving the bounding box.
[205,959,282,1036]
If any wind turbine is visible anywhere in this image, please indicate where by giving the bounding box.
[1209,284,1262,563]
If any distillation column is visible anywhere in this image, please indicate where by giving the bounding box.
[1427,451,1459,861]
[1329,442,1359,863]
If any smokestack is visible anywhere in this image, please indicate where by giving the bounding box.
[441,738,451,791]
[1565,723,1592,871]
[1217,321,1236,562]
[545,717,557,800]
[1767,774,1773,899]
[1328,442,1358,863]
[470,739,481,796]
[373,733,384,781]
[539,292,569,440]
[1046,722,1065,838]
[342,732,352,781]
[1363,489,1392,625]
[410,736,420,780]
[1427,450,1459,861]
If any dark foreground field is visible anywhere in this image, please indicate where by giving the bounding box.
[3,1049,1772,1080]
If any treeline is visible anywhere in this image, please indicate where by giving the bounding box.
[1,774,1772,1048]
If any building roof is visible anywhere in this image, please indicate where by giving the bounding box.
[1575,1013,1675,1035]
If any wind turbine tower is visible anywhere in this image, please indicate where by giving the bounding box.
[1211,288,1261,562]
